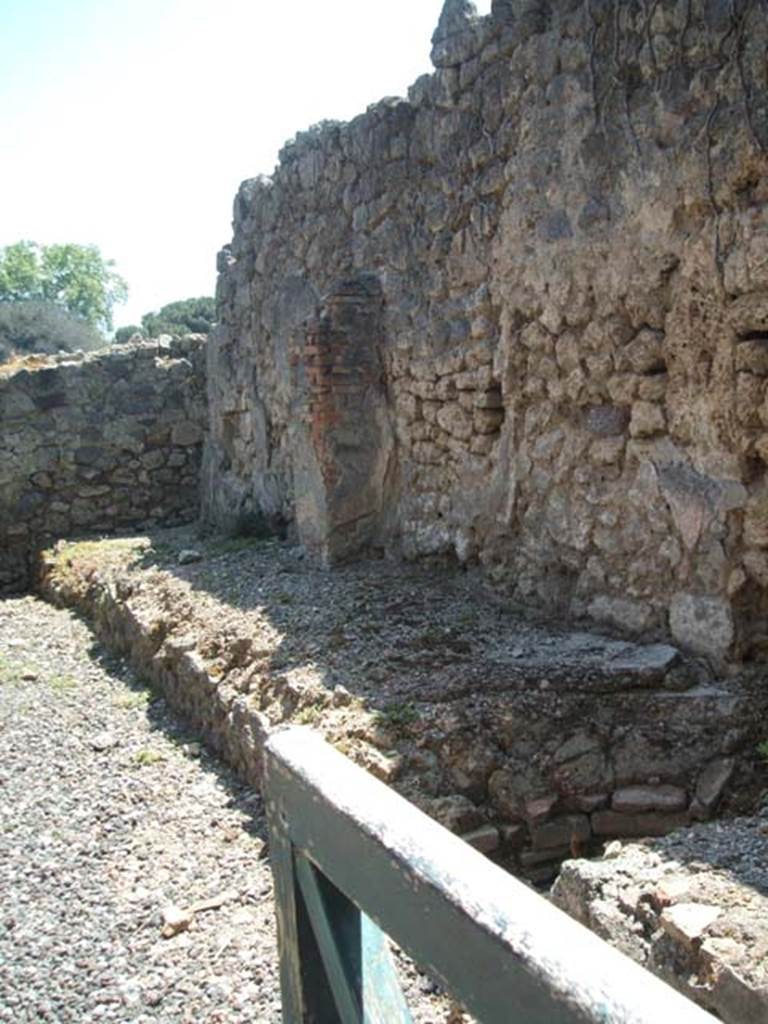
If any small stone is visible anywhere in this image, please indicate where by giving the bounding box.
[161,904,195,938]
[178,549,203,565]
[500,823,527,849]
[144,988,165,1007]
[461,824,500,855]
[524,794,558,824]
[692,757,735,818]
[90,731,118,752]
[669,593,734,665]
[332,685,353,707]
[519,843,571,867]
[660,903,721,950]
[629,400,666,438]
[553,731,600,765]
[571,793,609,813]
[171,421,203,446]
[428,794,483,833]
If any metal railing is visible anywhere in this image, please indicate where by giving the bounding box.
[264,727,716,1024]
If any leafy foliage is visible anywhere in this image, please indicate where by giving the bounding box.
[114,324,143,345]
[140,296,215,338]
[0,300,104,363]
[0,241,128,332]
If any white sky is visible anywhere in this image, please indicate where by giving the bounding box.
[0,0,492,331]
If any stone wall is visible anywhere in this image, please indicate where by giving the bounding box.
[204,0,768,666]
[0,336,207,592]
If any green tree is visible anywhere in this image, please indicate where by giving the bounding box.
[140,296,216,338]
[0,241,38,300]
[0,241,128,332]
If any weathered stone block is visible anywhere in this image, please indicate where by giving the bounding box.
[611,785,687,814]
[629,401,666,438]
[473,408,504,434]
[591,810,690,837]
[669,593,734,664]
[692,757,735,818]
[531,813,590,850]
[462,824,500,855]
[171,420,203,446]
[436,402,473,440]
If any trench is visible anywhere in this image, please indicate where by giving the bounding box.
[17,526,768,1020]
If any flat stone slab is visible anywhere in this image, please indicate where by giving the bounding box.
[489,633,684,692]
[661,903,722,950]
[612,784,688,813]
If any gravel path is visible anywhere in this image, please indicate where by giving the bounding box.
[0,596,463,1024]
[0,595,278,1024]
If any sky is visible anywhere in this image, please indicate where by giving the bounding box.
[0,0,492,332]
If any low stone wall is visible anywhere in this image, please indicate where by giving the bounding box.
[0,336,207,592]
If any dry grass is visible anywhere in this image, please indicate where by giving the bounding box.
[0,352,53,378]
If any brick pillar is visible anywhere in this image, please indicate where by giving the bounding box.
[293,275,395,564]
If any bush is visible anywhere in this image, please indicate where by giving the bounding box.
[0,300,104,363]
[141,297,215,338]
[114,325,144,345]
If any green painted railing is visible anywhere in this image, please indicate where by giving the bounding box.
[264,728,717,1024]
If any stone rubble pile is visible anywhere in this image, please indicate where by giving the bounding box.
[552,815,768,1023]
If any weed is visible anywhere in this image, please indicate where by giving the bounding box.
[296,703,324,726]
[48,537,148,582]
[756,740,768,763]
[133,748,166,766]
[207,535,269,557]
[456,610,478,628]
[416,627,445,648]
[49,674,78,693]
[113,689,152,711]
[275,591,295,606]
[374,702,418,731]
[138,541,175,567]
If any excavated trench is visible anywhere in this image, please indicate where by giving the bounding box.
[33,525,768,1021]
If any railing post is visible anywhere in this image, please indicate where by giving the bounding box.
[266,785,339,1021]
[267,751,412,1023]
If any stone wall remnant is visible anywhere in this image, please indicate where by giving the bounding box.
[204,0,768,666]
[0,336,207,592]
